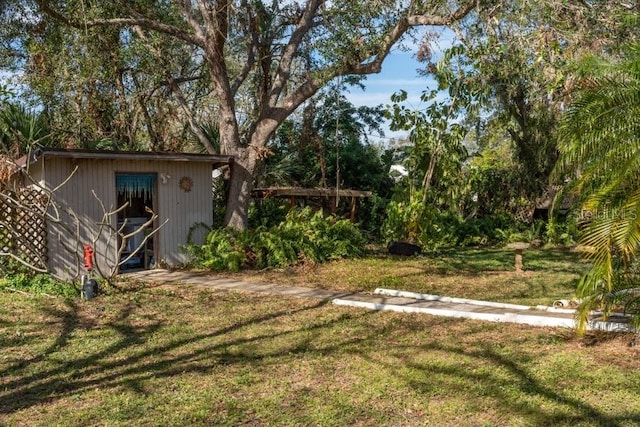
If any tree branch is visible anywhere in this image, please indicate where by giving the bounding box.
[273,1,478,122]
[268,0,323,107]
[347,0,478,76]
[175,0,205,41]
[230,3,260,95]
[132,26,217,154]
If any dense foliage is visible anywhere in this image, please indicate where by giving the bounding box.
[374,1,637,251]
[381,196,561,250]
[2,1,640,340]
[184,208,365,271]
[256,89,393,237]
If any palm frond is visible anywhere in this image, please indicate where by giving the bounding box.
[557,44,640,335]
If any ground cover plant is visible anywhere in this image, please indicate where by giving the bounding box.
[1,280,639,427]
[0,262,77,299]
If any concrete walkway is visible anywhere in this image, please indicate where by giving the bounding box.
[125,269,635,333]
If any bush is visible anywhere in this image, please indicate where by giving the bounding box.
[248,198,289,228]
[381,199,425,245]
[184,208,366,271]
[183,228,249,272]
[453,215,513,246]
[545,216,578,246]
[354,195,390,242]
[382,199,469,250]
[382,198,554,249]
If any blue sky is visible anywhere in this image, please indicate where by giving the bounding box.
[347,52,433,108]
[345,51,436,142]
[345,29,458,143]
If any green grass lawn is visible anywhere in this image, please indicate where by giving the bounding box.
[2,248,639,426]
[232,247,589,306]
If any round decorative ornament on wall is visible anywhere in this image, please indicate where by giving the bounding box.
[179,176,193,192]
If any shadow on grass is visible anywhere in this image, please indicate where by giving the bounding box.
[0,299,81,371]
[378,248,586,283]
[0,290,637,426]
[401,341,633,426]
[350,323,638,426]
[0,295,342,415]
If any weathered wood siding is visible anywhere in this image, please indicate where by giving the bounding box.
[39,157,213,279]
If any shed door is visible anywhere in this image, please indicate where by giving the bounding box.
[115,173,157,271]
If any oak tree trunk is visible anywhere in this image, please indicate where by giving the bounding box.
[223,148,256,231]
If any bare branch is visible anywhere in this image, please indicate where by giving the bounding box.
[0,252,48,273]
[90,190,168,278]
[52,166,78,192]
[1,158,171,282]
[115,217,167,274]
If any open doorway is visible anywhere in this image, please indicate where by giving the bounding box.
[115,173,157,271]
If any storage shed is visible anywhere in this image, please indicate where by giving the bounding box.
[2,149,231,280]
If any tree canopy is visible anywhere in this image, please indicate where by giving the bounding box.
[0,0,477,229]
[421,1,640,199]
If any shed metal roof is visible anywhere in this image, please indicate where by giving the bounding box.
[17,148,233,168]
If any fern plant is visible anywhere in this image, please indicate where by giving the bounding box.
[183,228,249,272]
[184,208,365,271]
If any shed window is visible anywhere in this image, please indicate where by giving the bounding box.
[116,173,156,199]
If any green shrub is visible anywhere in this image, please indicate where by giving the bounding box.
[453,215,515,246]
[183,228,249,272]
[381,199,426,245]
[248,198,289,228]
[382,198,554,249]
[545,217,578,246]
[184,208,365,271]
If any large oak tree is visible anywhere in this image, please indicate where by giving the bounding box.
[28,0,478,230]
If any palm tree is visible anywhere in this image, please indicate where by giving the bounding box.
[0,103,53,156]
[555,44,640,333]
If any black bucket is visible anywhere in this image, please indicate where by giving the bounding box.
[82,278,99,300]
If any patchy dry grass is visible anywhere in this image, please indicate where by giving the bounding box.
[1,281,639,427]
[230,247,588,306]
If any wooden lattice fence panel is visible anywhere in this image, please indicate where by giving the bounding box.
[0,186,49,271]
[515,202,535,224]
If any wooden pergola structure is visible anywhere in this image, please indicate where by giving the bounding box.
[251,187,373,221]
